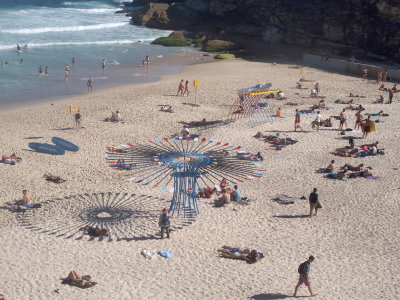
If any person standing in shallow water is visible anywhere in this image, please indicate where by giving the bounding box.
[72,57,76,67]
[87,77,93,93]
[294,255,318,297]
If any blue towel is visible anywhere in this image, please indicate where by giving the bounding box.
[158,250,173,259]
[365,176,382,179]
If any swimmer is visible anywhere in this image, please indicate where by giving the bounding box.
[45,66,49,76]
[38,65,43,74]
[65,64,70,72]
[17,44,20,51]
[23,44,28,49]
[65,69,70,80]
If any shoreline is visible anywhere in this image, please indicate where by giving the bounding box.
[0,48,213,111]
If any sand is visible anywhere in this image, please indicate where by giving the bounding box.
[0,56,399,300]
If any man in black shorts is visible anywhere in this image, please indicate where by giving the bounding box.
[74,110,82,129]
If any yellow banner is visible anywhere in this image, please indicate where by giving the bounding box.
[248,90,280,96]
[70,104,79,114]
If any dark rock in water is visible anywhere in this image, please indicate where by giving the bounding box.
[168,31,186,40]
[123,0,400,60]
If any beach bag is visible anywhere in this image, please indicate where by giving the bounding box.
[298,262,308,275]
[317,202,322,209]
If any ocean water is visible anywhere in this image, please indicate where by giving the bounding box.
[0,0,189,107]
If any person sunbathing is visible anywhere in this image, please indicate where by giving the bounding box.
[362,167,373,177]
[234,105,244,114]
[318,99,326,109]
[218,246,263,264]
[335,99,353,104]
[326,169,348,180]
[349,93,365,98]
[316,160,336,172]
[161,105,173,113]
[373,95,384,104]
[80,225,109,237]
[63,271,95,288]
[44,172,66,183]
[111,111,121,122]
[346,104,364,111]
[296,82,304,89]
[341,163,364,172]
[320,118,332,127]
[254,131,265,139]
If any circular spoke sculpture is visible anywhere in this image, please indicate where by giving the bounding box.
[17,193,194,241]
[106,138,265,217]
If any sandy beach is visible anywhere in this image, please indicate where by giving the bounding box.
[1,56,399,300]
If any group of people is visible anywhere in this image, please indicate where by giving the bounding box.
[213,180,250,207]
[177,79,190,96]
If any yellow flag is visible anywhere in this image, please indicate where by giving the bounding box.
[193,79,199,88]
[70,104,79,114]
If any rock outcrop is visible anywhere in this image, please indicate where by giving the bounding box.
[125,0,400,61]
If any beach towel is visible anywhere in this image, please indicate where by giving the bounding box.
[272,194,305,205]
[158,250,173,259]
[365,176,382,179]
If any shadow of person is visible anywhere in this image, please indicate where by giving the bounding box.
[251,293,290,299]
[272,214,310,219]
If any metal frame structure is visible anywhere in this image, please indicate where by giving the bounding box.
[106,138,265,217]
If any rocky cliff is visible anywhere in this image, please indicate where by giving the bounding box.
[124,0,400,61]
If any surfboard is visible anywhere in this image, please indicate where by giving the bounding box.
[28,143,65,155]
[51,137,79,152]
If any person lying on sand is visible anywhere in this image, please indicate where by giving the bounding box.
[345,104,364,111]
[44,172,66,183]
[233,105,244,114]
[316,160,336,172]
[1,153,22,164]
[218,246,263,264]
[335,99,354,104]
[340,163,364,172]
[62,271,96,288]
[325,169,348,180]
[349,93,366,98]
[285,102,299,106]
[368,110,389,117]
[161,105,173,113]
[80,226,109,237]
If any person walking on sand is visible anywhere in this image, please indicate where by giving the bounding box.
[183,80,189,96]
[74,110,82,129]
[313,111,321,132]
[309,188,319,217]
[177,79,184,96]
[87,77,93,93]
[158,208,170,239]
[388,89,394,104]
[294,109,303,132]
[294,256,317,297]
